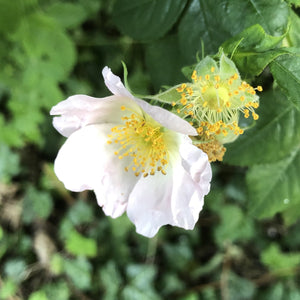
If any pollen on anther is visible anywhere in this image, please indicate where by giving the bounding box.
[121,106,126,111]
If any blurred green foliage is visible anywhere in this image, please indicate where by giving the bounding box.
[1,0,300,299]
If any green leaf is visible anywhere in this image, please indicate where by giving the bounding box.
[28,290,49,300]
[214,205,254,246]
[65,230,97,257]
[4,259,27,283]
[0,0,23,34]
[112,0,188,41]
[247,148,300,219]
[22,186,54,224]
[63,257,92,290]
[99,261,123,300]
[68,201,94,226]
[222,24,287,76]
[44,2,88,29]
[178,0,289,61]
[43,281,70,300]
[261,243,300,274]
[0,279,17,300]
[122,264,160,300]
[145,35,188,90]
[12,13,76,81]
[286,0,300,6]
[0,144,19,183]
[227,272,256,300]
[284,10,300,47]
[270,51,300,110]
[225,90,300,166]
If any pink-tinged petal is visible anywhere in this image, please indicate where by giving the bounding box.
[54,124,138,218]
[102,66,197,136]
[126,173,174,238]
[126,139,211,238]
[102,66,133,98]
[179,139,212,195]
[134,98,197,136]
[50,94,140,137]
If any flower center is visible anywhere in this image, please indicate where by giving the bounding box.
[203,86,229,110]
[107,106,170,177]
[173,68,262,141]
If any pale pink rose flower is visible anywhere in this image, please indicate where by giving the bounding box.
[50,67,212,238]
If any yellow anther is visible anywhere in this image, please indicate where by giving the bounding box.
[205,74,210,80]
[240,96,245,101]
[107,140,112,144]
[233,73,238,80]
[171,101,176,106]
[257,86,263,92]
[161,169,167,175]
[211,67,215,73]
[222,130,228,136]
[203,101,208,107]
[214,75,220,82]
[121,106,126,111]
[233,90,239,95]
[191,70,197,80]
[252,112,259,120]
[143,173,148,178]
[225,102,231,108]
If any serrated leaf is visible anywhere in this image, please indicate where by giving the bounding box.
[222,24,286,76]
[178,0,289,61]
[225,90,300,166]
[65,230,97,257]
[113,0,188,41]
[270,51,300,110]
[247,148,300,219]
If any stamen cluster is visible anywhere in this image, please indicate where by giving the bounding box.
[107,106,169,177]
[171,54,262,161]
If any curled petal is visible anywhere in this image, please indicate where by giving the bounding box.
[102,66,133,98]
[180,139,212,196]
[102,66,197,136]
[50,94,139,137]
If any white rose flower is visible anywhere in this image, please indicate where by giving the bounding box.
[50,67,212,238]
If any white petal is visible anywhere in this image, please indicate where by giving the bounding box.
[134,98,198,136]
[102,66,197,136]
[102,66,133,98]
[126,173,174,238]
[179,139,212,195]
[50,94,139,137]
[54,124,138,218]
[126,138,212,238]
